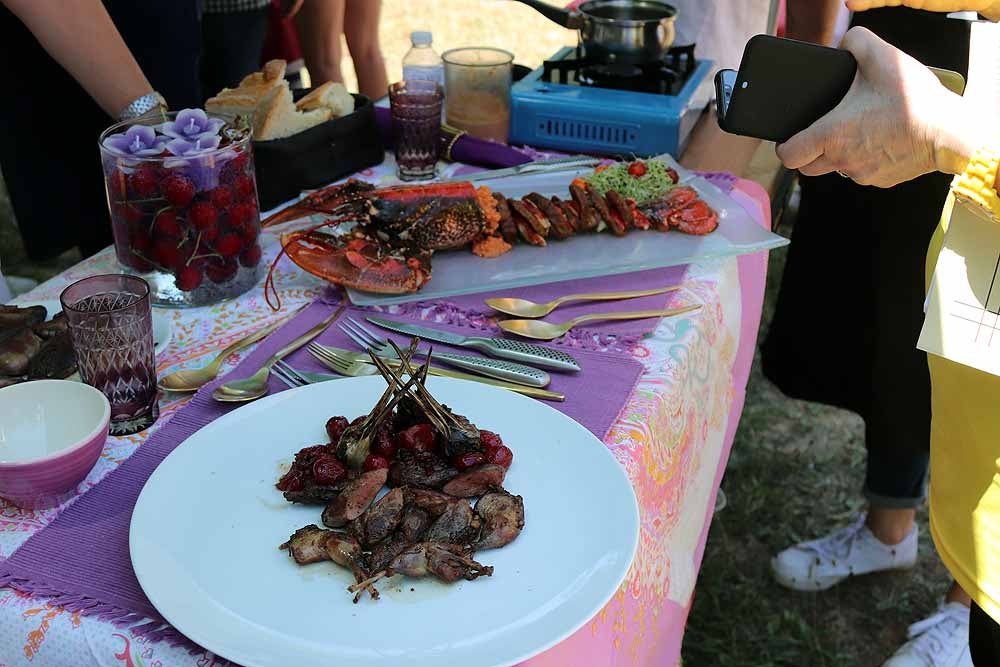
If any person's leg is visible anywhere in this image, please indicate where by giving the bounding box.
[295,0,345,85]
[200,8,271,102]
[969,602,1000,667]
[343,0,388,99]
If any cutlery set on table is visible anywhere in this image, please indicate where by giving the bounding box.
[157,284,700,404]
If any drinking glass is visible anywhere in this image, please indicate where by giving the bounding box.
[389,80,443,181]
[442,48,514,144]
[60,275,159,436]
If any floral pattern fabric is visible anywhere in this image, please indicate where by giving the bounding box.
[0,160,768,667]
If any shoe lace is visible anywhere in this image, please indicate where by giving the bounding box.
[905,605,969,665]
[798,514,867,565]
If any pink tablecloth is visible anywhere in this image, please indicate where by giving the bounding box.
[0,158,769,666]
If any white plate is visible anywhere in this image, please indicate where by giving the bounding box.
[25,300,172,357]
[130,376,639,667]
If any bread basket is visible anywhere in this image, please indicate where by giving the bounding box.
[253,92,384,211]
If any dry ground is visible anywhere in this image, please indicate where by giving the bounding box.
[0,3,953,664]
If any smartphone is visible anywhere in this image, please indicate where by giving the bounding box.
[716,35,857,143]
[715,35,967,143]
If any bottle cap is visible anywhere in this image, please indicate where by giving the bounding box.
[411,31,433,46]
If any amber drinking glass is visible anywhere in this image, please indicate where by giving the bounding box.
[60,275,158,436]
[442,47,513,144]
[389,80,443,181]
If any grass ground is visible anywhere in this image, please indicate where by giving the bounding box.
[0,3,953,664]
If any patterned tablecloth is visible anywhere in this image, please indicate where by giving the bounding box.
[0,158,769,667]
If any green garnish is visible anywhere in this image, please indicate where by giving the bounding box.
[585,160,676,204]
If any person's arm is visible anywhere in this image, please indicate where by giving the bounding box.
[785,0,843,45]
[846,0,1000,21]
[2,0,155,118]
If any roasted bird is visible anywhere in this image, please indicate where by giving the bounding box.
[275,337,525,602]
[260,162,718,302]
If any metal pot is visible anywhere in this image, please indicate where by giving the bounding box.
[512,0,677,64]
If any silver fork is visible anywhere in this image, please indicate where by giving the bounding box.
[337,317,551,388]
[307,344,380,378]
[272,359,344,387]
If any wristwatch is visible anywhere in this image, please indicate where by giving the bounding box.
[117,92,168,122]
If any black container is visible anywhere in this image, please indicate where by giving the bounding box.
[253,93,385,211]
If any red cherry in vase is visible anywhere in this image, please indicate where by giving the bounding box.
[209,185,233,210]
[161,174,195,207]
[204,257,238,283]
[152,242,182,270]
[189,201,218,231]
[129,168,159,198]
[215,233,242,258]
[152,209,182,239]
[174,265,203,291]
[239,244,262,268]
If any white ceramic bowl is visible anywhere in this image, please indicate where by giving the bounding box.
[0,380,110,508]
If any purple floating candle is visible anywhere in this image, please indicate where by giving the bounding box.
[160,108,224,142]
[101,125,168,158]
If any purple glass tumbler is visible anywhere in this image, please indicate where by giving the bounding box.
[389,80,443,181]
[60,275,159,436]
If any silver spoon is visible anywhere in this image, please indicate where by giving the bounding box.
[213,307,345,403]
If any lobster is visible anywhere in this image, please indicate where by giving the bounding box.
[262,176,718,305]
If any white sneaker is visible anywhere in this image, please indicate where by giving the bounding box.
[771,513,917,591]
[883,602,972,667]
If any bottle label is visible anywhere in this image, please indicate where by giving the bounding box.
[403,66,445,87]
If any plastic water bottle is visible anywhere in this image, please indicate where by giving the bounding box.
[402,31,444,87]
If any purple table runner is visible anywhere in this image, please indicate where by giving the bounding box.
[0,298,644,651]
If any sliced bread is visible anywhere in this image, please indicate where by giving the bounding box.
[295,81,355,117]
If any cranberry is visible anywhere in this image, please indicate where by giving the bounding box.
[174,265,203,291]
[363,454,391,472]
[239,244,262,268]
[205,257,238,283]
[372,428,397,458]
[295,444,328,463]
[486,444,513,469]
[350,416,366,426]
[215,233,242,257]
[128,168,159,198]
[189,201,218,231]
[209,185,233,210]
[152,209,182,239]
[276,469,304,492]
[233,174,255,200]
[312,454,346,486]
[396,423,437,452]
[152,242,182,270]
[479,430,502,450]
[161,174,195,207]
[452,451,486,471]
[325,416,350,443]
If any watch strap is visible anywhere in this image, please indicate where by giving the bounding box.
[118,92,167,122]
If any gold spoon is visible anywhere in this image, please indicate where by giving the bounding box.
[213,306,345,403]
[498,304,702,341]
[485,285,684,319]
[158,305,304,393]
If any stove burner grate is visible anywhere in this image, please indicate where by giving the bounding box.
[542,44,698,96]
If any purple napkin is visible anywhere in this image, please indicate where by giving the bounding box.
[0,299,643,652]
[375,107,532,168]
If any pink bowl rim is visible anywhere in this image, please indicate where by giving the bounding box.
[0,379,111,467]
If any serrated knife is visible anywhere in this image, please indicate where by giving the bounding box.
[365,316,581,372]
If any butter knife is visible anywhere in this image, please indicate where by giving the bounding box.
[365,315,581,372]
[312,344,565,402]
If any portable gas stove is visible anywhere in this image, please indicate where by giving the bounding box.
[510,44,714,157]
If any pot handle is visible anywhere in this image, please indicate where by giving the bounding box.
[509,0,584,29]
